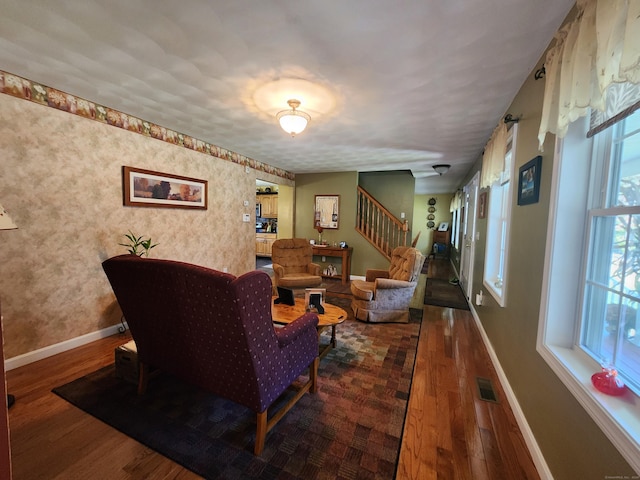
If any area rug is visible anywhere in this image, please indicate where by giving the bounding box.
[53,305,422,480]
[424,278,470,310]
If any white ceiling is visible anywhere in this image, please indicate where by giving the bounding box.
[0,0,573,193]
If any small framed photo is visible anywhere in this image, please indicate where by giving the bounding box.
[305,288,326,314]
[517,156,542,206]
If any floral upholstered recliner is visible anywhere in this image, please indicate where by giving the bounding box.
[350,246,425,323]
[102,254,319,455]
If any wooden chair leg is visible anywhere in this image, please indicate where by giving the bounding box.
[310,356,319,393]
[137,363,149,395]
[255,411,267,455]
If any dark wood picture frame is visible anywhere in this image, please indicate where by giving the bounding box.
[123,166,208,209]
[517,156,542,206]
[314,194,340,229]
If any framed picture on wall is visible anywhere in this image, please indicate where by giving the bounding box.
[517,156,542,206]
[123,166,208,209]
[314,195,340,229]
[478,192,487,218]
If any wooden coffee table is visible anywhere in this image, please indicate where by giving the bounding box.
[271,297,347,358]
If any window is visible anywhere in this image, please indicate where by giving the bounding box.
[581,111,640,394]
[483,124,517,306]
[452,207,460,250]
[539,109,640,472]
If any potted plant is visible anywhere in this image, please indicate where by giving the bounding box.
[119,230,158,257]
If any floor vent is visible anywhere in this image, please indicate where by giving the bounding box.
[476,377,498,403]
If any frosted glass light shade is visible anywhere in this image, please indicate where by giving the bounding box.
[432,164,451,175]
[276,99,311,137]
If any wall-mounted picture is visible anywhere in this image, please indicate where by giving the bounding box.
[315,194,340,229]
[517,155,542,206]
[478,192,487,218]
[123,166,208,209]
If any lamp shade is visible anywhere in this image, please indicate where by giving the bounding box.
[432,164,451,175]
[0,204,17,230]
[276,99,311,137]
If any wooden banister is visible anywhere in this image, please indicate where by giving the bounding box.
[355,186,409,260]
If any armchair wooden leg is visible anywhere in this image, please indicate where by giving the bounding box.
[310,356,319,393]
[137,362,149,395]
[255,411,267,456]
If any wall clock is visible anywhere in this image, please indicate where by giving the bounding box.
[428,198,436,205]
[428,206,436,213]
[427,214,435,220]
[427,221,435,228]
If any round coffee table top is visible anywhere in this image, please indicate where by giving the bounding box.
[271,297,347,327]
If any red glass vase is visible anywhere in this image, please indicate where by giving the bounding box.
[591,365,626,396]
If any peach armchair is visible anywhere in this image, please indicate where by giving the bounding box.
[271,238,322,289]
[350,246,425,323]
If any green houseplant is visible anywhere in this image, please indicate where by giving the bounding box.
[119,230,158,257]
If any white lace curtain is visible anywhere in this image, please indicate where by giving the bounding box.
[538,0,640,150]
[480,122,507,189]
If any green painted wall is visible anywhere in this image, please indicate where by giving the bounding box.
[294,171,409,276]
[359,170,415,226]
[459,55,635,479]
[412,193,454,257]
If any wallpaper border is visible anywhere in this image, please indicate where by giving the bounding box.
[0,70,294,181]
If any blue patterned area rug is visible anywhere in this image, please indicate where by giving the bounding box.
[53,305,422,480]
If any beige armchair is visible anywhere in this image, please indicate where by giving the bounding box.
[350,246,425,323]
[271,238,322,289]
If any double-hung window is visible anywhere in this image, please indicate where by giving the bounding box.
[483,124,517,306]
[582,110,640,393]
[539,106,640,469]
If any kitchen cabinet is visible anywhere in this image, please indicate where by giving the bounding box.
[256,233,277,257]
[258,194,278,218]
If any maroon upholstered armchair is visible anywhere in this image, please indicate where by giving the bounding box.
[102,254,319,455]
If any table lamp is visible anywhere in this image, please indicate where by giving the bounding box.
[0,203,17,408]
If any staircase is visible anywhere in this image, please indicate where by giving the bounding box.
[355,185,409,260]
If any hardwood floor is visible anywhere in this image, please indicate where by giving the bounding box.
[6,259,539,479]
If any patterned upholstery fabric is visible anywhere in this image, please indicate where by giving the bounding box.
[350,246,425,323]
[271,238,322,289]
[102,254,319,414]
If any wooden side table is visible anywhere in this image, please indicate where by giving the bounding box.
[311,246,353,284]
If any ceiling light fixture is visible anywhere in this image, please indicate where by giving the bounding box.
[432,164,451,175]
[276,99,310,137]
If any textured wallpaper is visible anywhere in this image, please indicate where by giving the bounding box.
[0,92,280,358]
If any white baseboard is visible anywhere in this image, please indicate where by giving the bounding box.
[4,323,127,371]
[468,304,554,480]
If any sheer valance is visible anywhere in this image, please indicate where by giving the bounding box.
[480,122,507,188]
[538,0,640,150]
[450,189,463,212]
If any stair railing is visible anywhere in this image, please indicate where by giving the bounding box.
[355,186,409,260]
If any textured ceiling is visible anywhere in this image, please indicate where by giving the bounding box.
[0,0,573,193]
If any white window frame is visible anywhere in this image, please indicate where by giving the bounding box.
[452,206,460,251]
[538,115,640,472]
[483,124,517,306]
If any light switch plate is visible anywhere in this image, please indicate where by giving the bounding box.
[242,213,250,222]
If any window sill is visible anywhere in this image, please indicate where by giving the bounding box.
[483,279,505,307]
[537,342,640,472]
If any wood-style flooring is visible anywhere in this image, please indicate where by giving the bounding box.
[5,258,539,479]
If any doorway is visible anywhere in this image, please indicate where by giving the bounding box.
[459,172,479,300]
